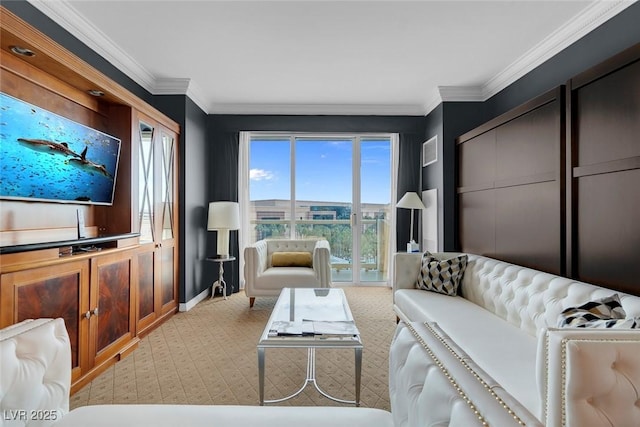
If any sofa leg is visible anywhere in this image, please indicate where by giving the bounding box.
[250,297,255,308]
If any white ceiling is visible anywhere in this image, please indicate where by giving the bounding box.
[27,0,634,115]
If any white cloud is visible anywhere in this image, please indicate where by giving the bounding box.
[250,168,274,181]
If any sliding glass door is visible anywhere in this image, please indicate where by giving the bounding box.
[247,133,393,284]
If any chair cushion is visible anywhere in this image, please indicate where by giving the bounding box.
[272,252,313,267]
[257,267,318,290]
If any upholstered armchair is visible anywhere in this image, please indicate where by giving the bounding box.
[244,239,332,307]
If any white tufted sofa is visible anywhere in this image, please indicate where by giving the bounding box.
[392,252,640,427]
[244,239,332,307]
[0,318,392,427]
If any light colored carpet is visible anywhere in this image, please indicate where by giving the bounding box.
[71,286,396,410]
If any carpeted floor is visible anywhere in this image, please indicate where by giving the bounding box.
[71,286,396,411]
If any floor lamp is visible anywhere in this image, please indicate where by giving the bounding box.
[396,192,426,253]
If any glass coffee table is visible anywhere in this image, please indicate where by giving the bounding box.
[257,287,363,406]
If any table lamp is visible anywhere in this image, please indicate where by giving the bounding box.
[208,201,240,258]
[396,192,426,253]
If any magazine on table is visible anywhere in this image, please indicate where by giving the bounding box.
[268,320,359,337]
[311,320,360,336]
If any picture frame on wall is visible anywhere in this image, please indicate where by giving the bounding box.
[422,135,437,167]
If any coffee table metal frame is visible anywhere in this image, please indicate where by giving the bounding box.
[257,288,363,406]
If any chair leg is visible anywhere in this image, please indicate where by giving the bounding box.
[250,297,255,308]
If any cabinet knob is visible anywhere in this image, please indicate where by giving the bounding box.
[84,307,99,319]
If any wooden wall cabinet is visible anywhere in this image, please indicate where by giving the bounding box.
[0,7,180,390]
[0,247,139,393]
[134,112,179,336]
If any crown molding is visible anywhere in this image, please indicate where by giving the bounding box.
[422,87,443,117]
[185,81,211,115]
[208,103,426,116]
[26,0,157,92]
[25,0,635,116]
[153,78,191,95]
[482,0,636,100]
[438,86,484,102]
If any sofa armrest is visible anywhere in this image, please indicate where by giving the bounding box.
[312,239,332,286]
[244,240,268,290]
[392,253,422,295]
[537,327,640,427]
[0,318,70,427]
[390,322,542,427]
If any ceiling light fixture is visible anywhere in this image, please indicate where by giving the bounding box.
[10,46,35,57]
[87,89,105,97]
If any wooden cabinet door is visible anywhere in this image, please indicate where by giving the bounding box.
[135,244,158,335]
[134,114,178,334]
[90,250,136,368]
[158,126,178,315]
[0,260,89,383]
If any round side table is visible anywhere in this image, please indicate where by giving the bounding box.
[206,256,236,300]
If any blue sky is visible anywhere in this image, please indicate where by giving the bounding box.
[250,138,391,204]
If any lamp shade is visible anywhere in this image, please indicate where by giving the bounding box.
[396,192,426,210]
[207,201,240,230]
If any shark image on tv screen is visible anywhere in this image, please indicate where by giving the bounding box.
[0,92,121,205]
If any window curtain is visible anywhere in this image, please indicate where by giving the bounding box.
[396,132,423,252]
[387,133,400,287]
[238,131,251,289]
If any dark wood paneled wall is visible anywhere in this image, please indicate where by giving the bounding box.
[458,43,640,296]
[567,45,640,295]
[457,88,565,275]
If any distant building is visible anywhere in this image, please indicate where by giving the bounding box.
[251,199,388,222]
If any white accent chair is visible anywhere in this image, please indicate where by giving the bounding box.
[244,239,332,307]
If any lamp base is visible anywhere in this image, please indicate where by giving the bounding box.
[406,240,420,253]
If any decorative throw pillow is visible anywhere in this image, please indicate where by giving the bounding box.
[569,317,640,329]
[416,252,468,296]
[557,294,634,328]
[271,251,313,267]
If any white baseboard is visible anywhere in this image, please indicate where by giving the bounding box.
[179,287,209,312]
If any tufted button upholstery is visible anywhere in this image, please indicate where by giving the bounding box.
[392,252,640,427]
[541,327,640,427]
[0,318,70,427]
[389,322,543,427]
[460,254,640,338]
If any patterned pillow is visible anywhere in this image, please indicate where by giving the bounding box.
[557,294,633,328]
[416,252,468,296]
[570,317,640,329]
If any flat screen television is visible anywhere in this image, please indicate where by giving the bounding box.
[0,92,121,205]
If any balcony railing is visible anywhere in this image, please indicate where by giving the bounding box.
[249,218,389,282]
